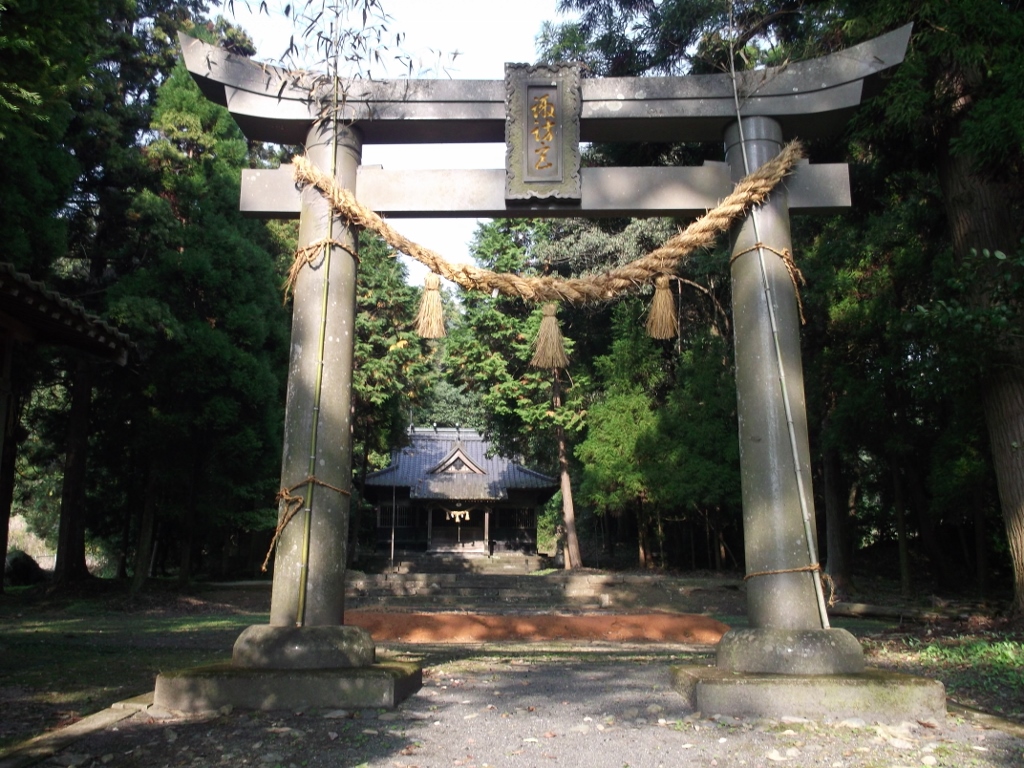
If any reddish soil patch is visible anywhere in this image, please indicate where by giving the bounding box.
[346,610,729,643]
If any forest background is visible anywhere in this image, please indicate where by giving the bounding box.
[2,0,1024,615]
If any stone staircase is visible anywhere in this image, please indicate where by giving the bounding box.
[345,567,745,615]
[352,551,549,576]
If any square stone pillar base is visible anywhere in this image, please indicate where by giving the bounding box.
[154,661,421,713]
[671,666,946,723]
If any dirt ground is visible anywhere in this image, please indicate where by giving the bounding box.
[345,610,730,643]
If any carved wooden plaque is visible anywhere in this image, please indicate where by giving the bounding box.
[505,63,582,202]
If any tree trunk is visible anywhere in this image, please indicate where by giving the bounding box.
[637,502,651,568]
[892,464,912,598]
[53,357,94,585]
[822,433,854,597]
[982,370,1024,614]
[0,339,20,595]
[178,452,200,585]
[974,500,988,597]
[117,508,131,581]
[130,470,160,595]
[552,369,582,569]
[936,123,1024,611]
[350,416,373,565]
[654,502,666,567]
[0,425,16,596]
[907,462,954,590]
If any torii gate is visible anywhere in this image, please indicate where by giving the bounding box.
[157,25,944,722]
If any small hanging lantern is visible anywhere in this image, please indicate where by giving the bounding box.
[646,275,678,339]
[415,274,446,338]
[530,302,569,369]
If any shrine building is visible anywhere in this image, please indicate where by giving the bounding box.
[363,427,558,555]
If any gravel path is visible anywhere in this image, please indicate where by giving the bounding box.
[12,642,1024,768]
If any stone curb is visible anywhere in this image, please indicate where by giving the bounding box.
[0,693,152,768]
[949,702,1024,739]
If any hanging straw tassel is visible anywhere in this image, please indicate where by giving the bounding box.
[415,274,446,338]
[646,275,678,339]
[530,303,570,369]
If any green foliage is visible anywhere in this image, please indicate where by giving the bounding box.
[846,0,1024,172]
[917,638,1024,716]
[574,299,741,564]
[0,0,96,136]
[13,48,291,573]
[576,386,656,511]
[415,379,487,430]
[552,0,829,77]
[640,333,740,519]
[0,0,105,271]
[576,303,663,512]
[14,384,66,543]
[914,246,1024,377]
[444,220,589,468]
[351,232,437,477]
[96,60,289,540]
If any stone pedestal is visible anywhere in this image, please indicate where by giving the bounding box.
[233,625,375,669]
[155,661,422,714]
[153,624,420,713]
[716,627,864,675]
[672,666,946,723]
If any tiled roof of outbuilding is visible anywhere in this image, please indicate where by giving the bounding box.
[365,427,558,502]
[0,263,131,363]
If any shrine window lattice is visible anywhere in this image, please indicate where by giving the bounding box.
[378,505,411,528]
[500,508,534,530]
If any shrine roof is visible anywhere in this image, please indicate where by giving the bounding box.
[0,263,131,364]
[365,427,558,502]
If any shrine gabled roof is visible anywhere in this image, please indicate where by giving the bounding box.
[0,263,131,364]
[365,427,558,502]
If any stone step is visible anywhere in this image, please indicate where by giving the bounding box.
[348,593,603,607]
[354,553,549,572]
[206,572,745,615]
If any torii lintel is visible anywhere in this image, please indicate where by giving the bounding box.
[178,25,911,146]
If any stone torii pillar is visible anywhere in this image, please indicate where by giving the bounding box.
[229,120,372,665]
[162,25,945,722]
[716,116,864,672]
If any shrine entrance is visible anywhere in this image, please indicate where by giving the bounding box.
[429,508,485,552]
[155,24,945,724]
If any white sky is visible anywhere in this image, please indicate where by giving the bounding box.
[226,0,575,281]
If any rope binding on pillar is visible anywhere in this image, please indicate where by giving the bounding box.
[283,237,358,303]
[730,242,807,324]
[262,475,351,572]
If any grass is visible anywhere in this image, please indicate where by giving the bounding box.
[0,583,268,750]
[862,631,1024,722]
[919,638,1024,712]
